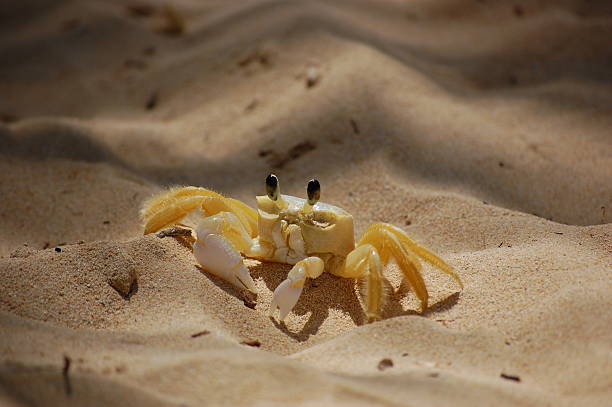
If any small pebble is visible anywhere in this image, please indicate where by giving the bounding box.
[240,340,261,347]
[306,67,320,88]
[500,373,521,382]
[191,330,210,338]
[377,358,394,371]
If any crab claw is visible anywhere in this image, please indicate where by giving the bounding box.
[269,257,324,321]
[193,234,257,293]
[270,269,306,321]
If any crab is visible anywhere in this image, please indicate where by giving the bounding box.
[140,174,462,322]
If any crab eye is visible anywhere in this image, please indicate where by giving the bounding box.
[265,173,279,201]
[307,179,320,205]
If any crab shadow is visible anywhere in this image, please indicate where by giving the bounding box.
[382,279,461,319]
[249,260,461,341]
[194,260,362,341]
[185,258,459,342]
[194,264,259,306]
[246,261,365,342]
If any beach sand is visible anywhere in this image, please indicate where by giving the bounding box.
[1,0,611,406]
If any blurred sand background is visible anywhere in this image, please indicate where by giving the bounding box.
[0,0,611,406]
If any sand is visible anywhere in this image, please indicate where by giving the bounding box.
[1,0,611,406]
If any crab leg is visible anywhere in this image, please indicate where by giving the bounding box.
[356,223,462,314]
[193,213,257,293]
[332,243,384,322]
[368,223,463,289]
[141,187,223,234]
[141,186,259,236]
[359,225,429,311]
[201,196,258,238]
[270,257,324,321]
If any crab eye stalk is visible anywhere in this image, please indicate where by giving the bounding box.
[265,173,280,201]
[307,179,320,206]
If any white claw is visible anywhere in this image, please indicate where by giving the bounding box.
[193,234,257,293]
[232,262,258,293]
[270,268,305,321]
[269,257,324,321]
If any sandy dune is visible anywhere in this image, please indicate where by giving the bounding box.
[1,0,611,406]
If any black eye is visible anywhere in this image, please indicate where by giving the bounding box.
[265,173,279,201]
[307,179,320,205]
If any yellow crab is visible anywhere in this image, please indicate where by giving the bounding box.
[141,174,462,322]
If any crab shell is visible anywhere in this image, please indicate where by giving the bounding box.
[255,194,355,267]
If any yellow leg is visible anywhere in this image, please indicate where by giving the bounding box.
[364,223,463,289]
[196,212,253,253]
[142,195,207,235]
[357,222,463,313]
[142,186,223,218]
[140,187,258,237]
[225,198,258,237]
[359,225,429,312]
[332,244,384,322]
[201,196,258,238]
[141,187,222,234]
